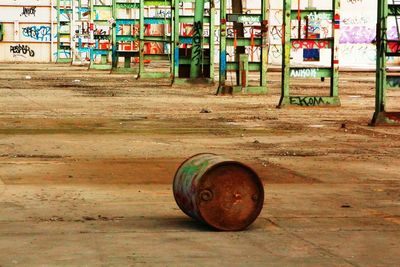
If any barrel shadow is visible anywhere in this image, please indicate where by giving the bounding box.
[143,215,215,232]
[118,215,216,232]
[121,215,266,232]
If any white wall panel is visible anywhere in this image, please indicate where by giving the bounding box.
[0,6,52,23]
[0,43,51,62]
[0,0,55,62]
[1,0,52,5]
[0,0,396,67]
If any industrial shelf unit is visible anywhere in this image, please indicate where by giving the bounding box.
[372,0,400,125]
[217,0,269,94]
[57,0,74,63]
[72,0,91,65]
[111,0,140,73]
[89,0,113,70]
[278,0,340,107]
[137,0,174,79]
[172,0,215,84]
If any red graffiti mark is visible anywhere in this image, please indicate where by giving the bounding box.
[388,41,400,53]
[133,57,150,64]
[99,43,110,50]
[292,40,330,49]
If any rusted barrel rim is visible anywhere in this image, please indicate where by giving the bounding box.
[197,161,264,231]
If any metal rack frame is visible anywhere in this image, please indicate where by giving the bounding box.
[111,0,140,73]
[278,0,340,107]
[56,0,74,63]
[372,0,400,125]
[172,0,216,84]
[217,0,269,94]
[89,0,113,70]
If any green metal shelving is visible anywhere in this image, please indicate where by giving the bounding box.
[57,0,217,82]
[111,0,140,73]
[137,0,174,79]
[72,0,91,65]
[278,0,340,107]
[372,0,400,125]
[89,0,113,70]
[217,0,269,94]
[172,0,215,84]
[57,0,74,63]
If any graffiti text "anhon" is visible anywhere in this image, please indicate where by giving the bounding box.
[290,68,319,78]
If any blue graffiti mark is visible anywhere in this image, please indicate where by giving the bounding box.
[53,50,71,59]
[22,26,52,41]
[303,48,320,62]
[179,37,193,45]
[174,47,179,67]
[144,18,167,25]
[220,51,227,73]
[155,10,172,18]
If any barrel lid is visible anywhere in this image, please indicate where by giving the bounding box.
[196,162,264,231]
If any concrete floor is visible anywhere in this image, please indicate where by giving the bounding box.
[0,64,399,266]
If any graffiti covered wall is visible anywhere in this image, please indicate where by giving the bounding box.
[0,0,395,67]
[248,0,385,67]
[340,0,378,66]
[205,0,385,68]
[0,0,57,62]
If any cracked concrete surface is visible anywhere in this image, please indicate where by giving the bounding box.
[0,64,399,266]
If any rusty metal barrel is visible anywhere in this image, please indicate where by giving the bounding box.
[173,153,264,231]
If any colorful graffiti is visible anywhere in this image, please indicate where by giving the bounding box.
[292,40,330,49]
[289,96,326,106]
[22,26,52,42]
[10,44,35,57]
[290,68,319,78]
[20,7,36,17]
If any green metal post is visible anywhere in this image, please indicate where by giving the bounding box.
[169,2,175,80]
[57,0,61,61]
[280,0,291,101]
[331,0,340,97]
[218,0,227,89]
[371,0,400,125]
[209,1,216,80]
[112,0,118,69]
[190,0,205,78]
[173,0,180,80]
[139,0,145,77]
[260,0,269,87]
[69,0,74,63]
[374,0,387,120]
